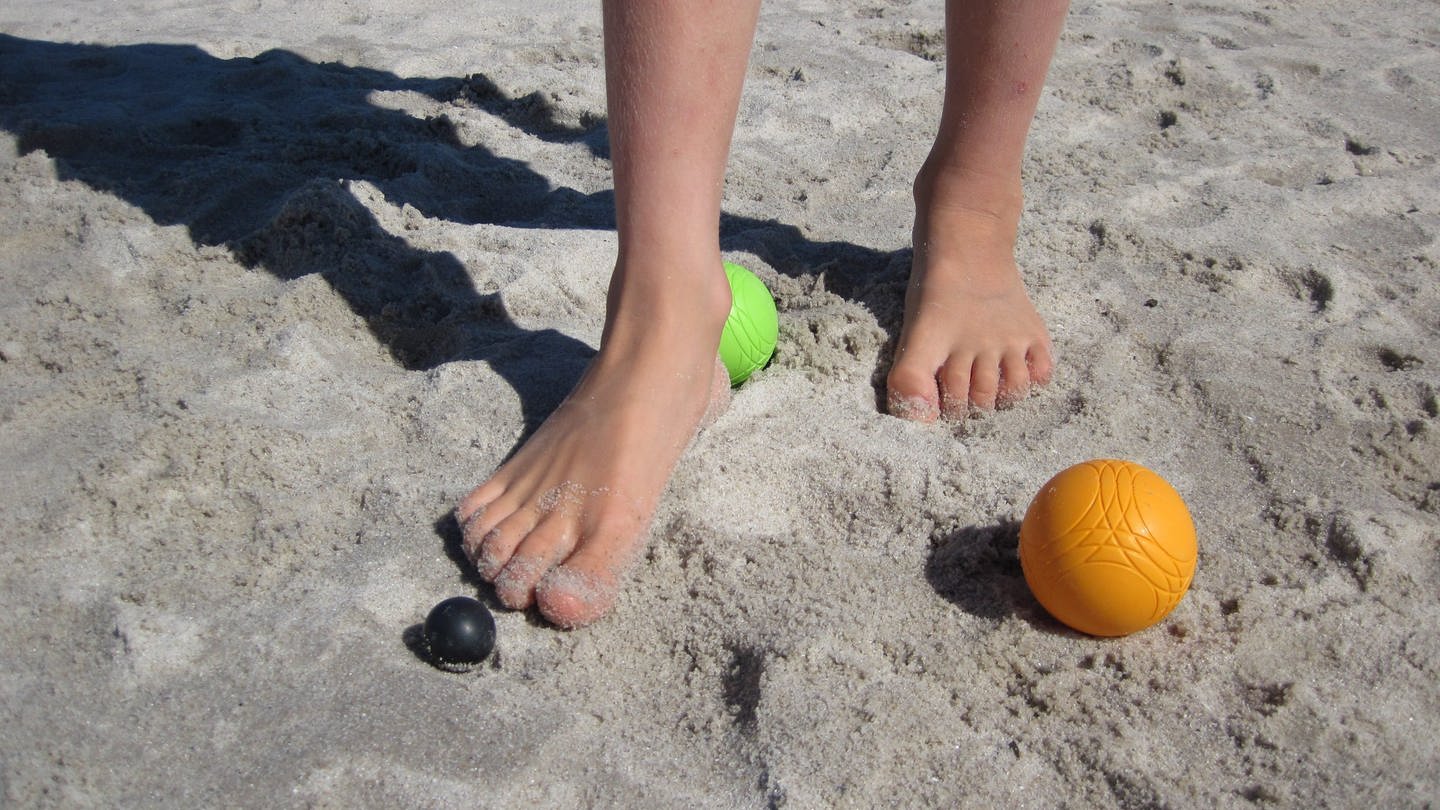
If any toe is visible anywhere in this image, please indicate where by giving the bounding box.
[492,515,578,610]
[471,507,537,581]
[457,504,488,557]
[967,355,1002,411]
[535,564,618,629]
[492,557,545,610]
[937,356,974,421]
[996,350,1032,409]
[1027,342,1055,387]
[457,483,512,564]
[456,479,506,525]
[886,359,941,423]
[535,532,629,629]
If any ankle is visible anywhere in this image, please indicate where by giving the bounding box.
[913,158,1024,230]
[603,253,733,347]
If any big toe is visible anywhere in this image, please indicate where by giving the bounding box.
[886,361,941,423]
[535,564,618,629]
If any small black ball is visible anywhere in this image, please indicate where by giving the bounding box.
[424,596,496,669]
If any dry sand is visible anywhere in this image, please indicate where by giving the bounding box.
[2,0,1438,806]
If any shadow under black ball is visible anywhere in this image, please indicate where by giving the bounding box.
[424,596,496,670]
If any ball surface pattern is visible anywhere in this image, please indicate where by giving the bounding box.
[717,262,779,385]
[1019,459,1197,636]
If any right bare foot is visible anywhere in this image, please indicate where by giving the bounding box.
[886,162,1054,423]
[455,256,732,628]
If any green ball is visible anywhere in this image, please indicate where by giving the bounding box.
[718,262,778,386]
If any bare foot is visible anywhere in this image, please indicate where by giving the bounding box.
[886,164,1054,423]
[456,259,732,628]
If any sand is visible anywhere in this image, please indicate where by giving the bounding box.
[1,0,1437,805]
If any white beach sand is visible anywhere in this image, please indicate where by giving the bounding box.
[1,0,1437,805]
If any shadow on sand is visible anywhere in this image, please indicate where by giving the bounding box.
[0,33,905,435]
[1,34,941,622]
[924,519,1041,624]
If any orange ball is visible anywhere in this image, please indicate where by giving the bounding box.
[1019,459,1197,636]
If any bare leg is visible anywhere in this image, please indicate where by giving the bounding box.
[887,0,1068,422]
[456,0,761,628]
